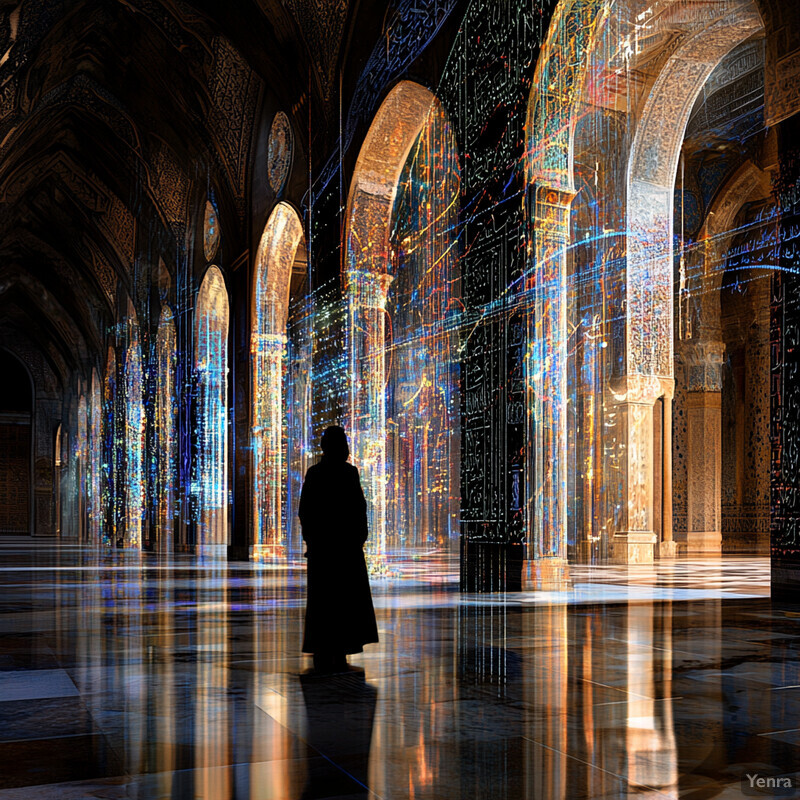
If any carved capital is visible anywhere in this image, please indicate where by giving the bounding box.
[610,374,673,405]
[678,338,725,392]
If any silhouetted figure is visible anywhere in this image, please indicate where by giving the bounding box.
[299,426,379,672]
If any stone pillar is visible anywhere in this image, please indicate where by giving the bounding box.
[682,340,724,555]
[525,185,573,589]
[347,269,394,568]
[251,332,287,562]
[611,375,670,564]
[660,392,677,557]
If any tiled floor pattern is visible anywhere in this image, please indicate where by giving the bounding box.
[0,540,796,799]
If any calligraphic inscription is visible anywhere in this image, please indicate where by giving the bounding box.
[772,122,800,571]
[439,0,537,544]
[0,423,30,533]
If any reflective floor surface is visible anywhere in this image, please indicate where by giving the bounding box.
[0,540,798,799]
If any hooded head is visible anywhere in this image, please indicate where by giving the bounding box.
[321,425,349,462]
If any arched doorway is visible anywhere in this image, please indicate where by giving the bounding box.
[345,80,461,565]
[103,345,117,546]
[251,202,305,561]
[674,145,774,556]
[0,351,33,534]
[155,304,177,553]
[386,101,461,552]
[76,392,88,540]
[527,0,764,569]
[194,265,229,557]
[123,300,145,548]
[88,368,102,543]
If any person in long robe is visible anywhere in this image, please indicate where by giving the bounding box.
[299,426,379,672]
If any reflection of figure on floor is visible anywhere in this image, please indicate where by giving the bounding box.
[299,671,377,798]
[299,426,379,673]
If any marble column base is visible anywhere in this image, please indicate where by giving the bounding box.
[573,541,594,563]
[686,530,722,555]
[613,531,657,564]
[460,539,523,592]
[522,558,570,591]
[658,540,678,558]
[250,543,287,562]
[195,544,228,561]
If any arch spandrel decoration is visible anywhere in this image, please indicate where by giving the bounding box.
[626,1,763,379]
[251,202,304,561]
[526,0,608,194]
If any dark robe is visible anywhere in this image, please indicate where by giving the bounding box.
[299,457,379,655]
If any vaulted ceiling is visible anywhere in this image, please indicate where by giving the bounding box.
[0,0,343,393]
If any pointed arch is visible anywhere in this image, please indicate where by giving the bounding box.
[195,265,230,556]
[155,304,177,553]
[524,0,608,577]
[344,80,460,562]
[103,344,117,546]
[88,368,102,542]
[251,202,304,561]
[526,0,764,568]
[124,298,145,548]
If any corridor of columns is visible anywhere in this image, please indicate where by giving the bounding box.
[3,0,800,797]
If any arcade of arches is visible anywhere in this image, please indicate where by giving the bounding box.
[4,1,800,797]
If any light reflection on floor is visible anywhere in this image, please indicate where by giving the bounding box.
[0,541,795,799]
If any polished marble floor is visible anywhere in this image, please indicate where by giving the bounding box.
[0,540,798,799]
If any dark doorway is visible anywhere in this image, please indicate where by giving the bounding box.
[0,351,32,534]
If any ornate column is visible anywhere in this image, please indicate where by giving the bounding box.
[680,339,724,555]
[525,185,573,589]
[347,269,394,567]
[611,375,670,564]
[660,392,677,557]
[251,332,287,561]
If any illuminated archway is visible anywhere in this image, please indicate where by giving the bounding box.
[386,101,461,550]
[124,299,145,548]
[88,368,102,542]
[345,80,460,561]
[103,345,117,546]
[194,265,229,556]
[527,0,763,568]
[79,393,89,539]
[251,202,304,561]
[155,305,177,553]
[525,0,608,582]
[674,160,773,555]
